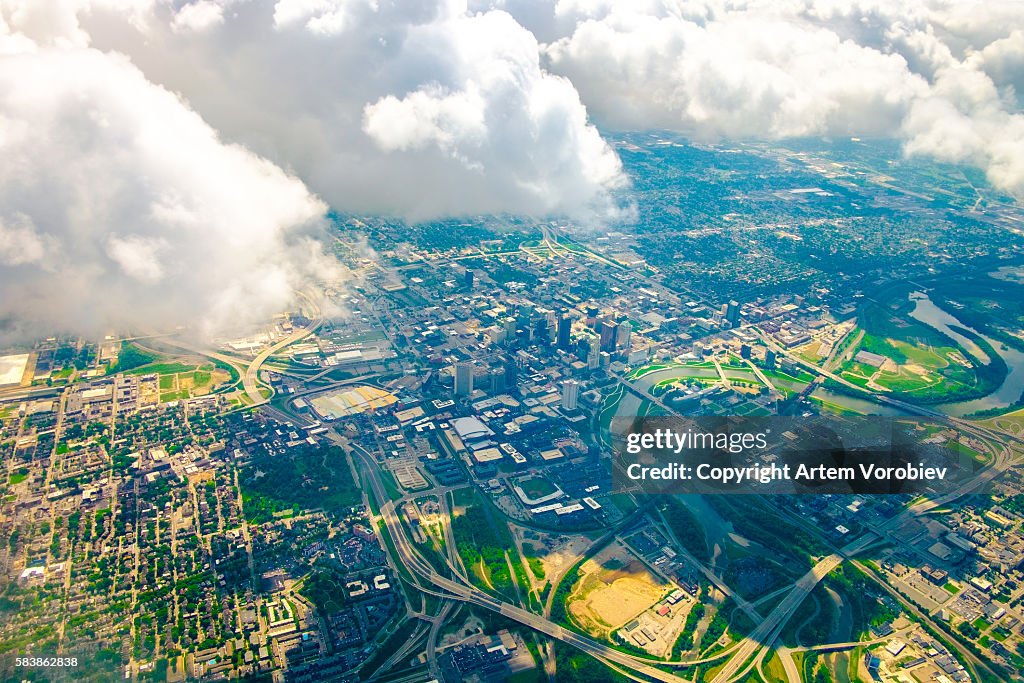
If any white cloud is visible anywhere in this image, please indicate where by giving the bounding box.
[273,0,380,34]
[172,1,230,33]
[2,0,1024,346]
[533,0,1024,197]
[364,84,488,156]
[0,38,337,340]
[105,235,168,284]
[66,0,627,222]
[0,213,49,266]
[358,9,626,216]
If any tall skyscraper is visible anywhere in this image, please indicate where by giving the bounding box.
[561,380,580,411]
[454,362,474,397]
[725,300,740,328]
[503,363,518,392]
[489,367,506,394]
[464,268,475,290]
[764,349,777,370]
[534,316,548,343]
[557,313,572,350]
[615,322,632,352]
[599,320,618,352]
[587,335,601,370]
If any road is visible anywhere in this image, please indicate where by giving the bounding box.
[158,291,323,406]
[776,624,916,683]
[347,439,698,683]
[743,358,779,397]
[653,508,761,624]
[710,533,878,683]
[242,303,323,405]
[709,554,843,683]
[710,356,732,390]
[254,284,1017,680]
[756,325,1024,453]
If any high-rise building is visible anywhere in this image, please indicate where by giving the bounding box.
[561,380,580,411]
[725,300,741,328]
[586,335,601,370]
[454,362,474,397]
[489,367,506,394]
[464,268,475,290]
[534,316,548,342]
[557,313,572,350]
[503,363,518,392]
[615,322,632,352]
[764,349,777,370]
[488,326,507,345]
[599,320,618,352]
[740,343,751,359]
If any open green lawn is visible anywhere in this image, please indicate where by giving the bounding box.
[627,361,714,380]
[841,288,1005,403]
[128,362,196,376]
[159,390,189,402]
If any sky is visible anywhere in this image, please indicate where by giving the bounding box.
[0,0,1022,340]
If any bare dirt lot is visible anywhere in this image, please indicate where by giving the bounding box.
[567,542,670,637]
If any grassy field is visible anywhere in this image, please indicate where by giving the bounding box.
[515,476,559,500]
[842,287,1006,403]
[977,403,1024,435]
[521,543,546,580]
[130,360,234,402]
[126,361,196,375]
[452,491,516,599]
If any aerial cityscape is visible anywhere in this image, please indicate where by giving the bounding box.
[2,2,1024,683]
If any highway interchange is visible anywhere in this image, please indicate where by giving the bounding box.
[118,276,1024,683]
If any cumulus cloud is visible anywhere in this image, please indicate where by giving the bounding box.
[0,36,337,341]
[531,0,1024,196]
[2,0,1024,346]
[171,1,231,33]
[0,214,50,266]
[0,0,629,341]
[67,0,627,222]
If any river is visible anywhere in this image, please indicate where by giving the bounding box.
[809,292,1024,417]
[613,301,1024,421]
[908,292,1024,416]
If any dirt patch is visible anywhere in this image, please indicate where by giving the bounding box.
[904,363,929,377]
[566,542,670,637]
[587,576,665,626]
